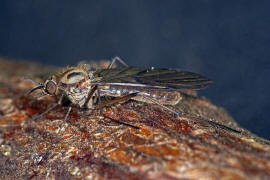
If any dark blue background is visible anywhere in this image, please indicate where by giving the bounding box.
[1,1,269,139]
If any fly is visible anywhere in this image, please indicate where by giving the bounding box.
[27,57,212,117]
[25,56,240,164]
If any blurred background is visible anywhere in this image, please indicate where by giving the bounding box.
[0,1,269,139]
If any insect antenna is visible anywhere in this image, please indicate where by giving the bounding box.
[22,77,43,86]
[26,85,44,96]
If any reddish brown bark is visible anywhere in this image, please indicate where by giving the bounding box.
[0,57,270,179]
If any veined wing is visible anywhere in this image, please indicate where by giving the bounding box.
[93,67,212,90]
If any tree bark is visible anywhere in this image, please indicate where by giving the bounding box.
[0,57,270,179]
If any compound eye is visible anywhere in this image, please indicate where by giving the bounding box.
[45,81,57,95]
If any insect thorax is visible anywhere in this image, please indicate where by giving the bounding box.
[58,68,96,108]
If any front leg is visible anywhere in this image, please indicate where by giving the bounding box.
[83,85,98,109]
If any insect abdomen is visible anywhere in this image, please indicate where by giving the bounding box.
[99,86,182,105]
[133,90,182,105]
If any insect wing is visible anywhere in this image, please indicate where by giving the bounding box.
[93,67,212,90]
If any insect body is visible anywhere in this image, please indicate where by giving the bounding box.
[26,57,241,165]
[28,57,212,117]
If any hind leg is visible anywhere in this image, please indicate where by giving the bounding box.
[107,56,129,69]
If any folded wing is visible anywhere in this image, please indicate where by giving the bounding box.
[93,67,212,90]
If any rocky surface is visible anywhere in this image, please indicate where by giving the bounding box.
[0,57,270,180]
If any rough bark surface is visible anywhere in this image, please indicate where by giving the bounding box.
[0,57,270,180]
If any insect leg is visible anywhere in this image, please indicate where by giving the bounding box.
[136,94,182,116]
[205,119,241,133]
[102,115,140,129]
[187,116,241,134]
[133,95,240,133]
[97,88,103,115]
[24,103,58,125]
[83,85,98,108]
[24,94,65,125]
[96,92,139,108]
[97,93,140,129]
[107,56,129,69]
[37,106,72,165]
